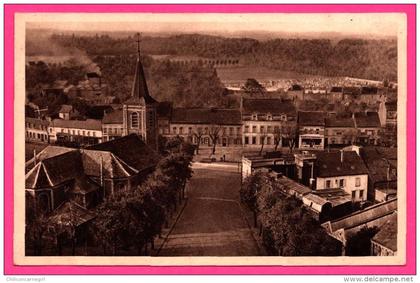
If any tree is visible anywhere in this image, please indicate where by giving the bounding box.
[346,226,380,256]
[259,130,268,156]
[208,125,221,155]
[240,172,273,227]
[25,197,50,256]
[192,128,205,154]
[242,78,266,96]
[281,124,298,153]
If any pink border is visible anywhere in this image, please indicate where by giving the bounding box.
[4,4,416,275]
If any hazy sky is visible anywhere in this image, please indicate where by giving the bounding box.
[27,13,403,37]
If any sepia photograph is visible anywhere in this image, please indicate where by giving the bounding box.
[11,9,410,268]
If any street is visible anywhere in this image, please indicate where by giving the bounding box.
[157,162,263,256]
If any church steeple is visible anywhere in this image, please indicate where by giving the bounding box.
[126,32,156,105]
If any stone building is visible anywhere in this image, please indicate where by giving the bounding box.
[241,98,297,149]
[48,119,103,146]
[298,111,326,150]
[25,117,49,143]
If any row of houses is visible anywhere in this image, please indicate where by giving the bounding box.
[241,146,398,256]
[26,98,388,151]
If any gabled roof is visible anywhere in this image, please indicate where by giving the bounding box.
[102,109,123,124]
[298,111,326,127]
[25,117,49,127]
[87,134,160,172]
[354,112,381,128]
[324,198,397,233]
[360,147,397,184]
[171,108,242,125]
[315,151,369,178]
[372,213,397,252]
[242,98,296,116]
[124,55,157,106]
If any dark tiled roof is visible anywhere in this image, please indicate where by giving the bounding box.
[298,111,326,127]
[80,149,138,178]
[242,98,296,116]
[361,86,378,94]
[372,213,397,252]
[330,86,343,92]
[360,147,397,184]
[88,134,160,172]
[25,146,76,171]
[325,117,355,128]
[343,87,361,95]
[102,109,123,124]
[51,119,102,131]
[354,112,381,128]
[315,151,369,178]
[171,108,242,125]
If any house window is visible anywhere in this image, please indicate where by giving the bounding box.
[260,126,265,133]
[172,127,177,134]
[359,190,364,199]
[267,137,271,145]
[229,127,234,135]
[260,136,265,144]
[352,190,356,199]
[355,177,361,187]
[244,126,250,133]
[267,126,272,133]
[252,113,258,120]
[326,180,331,188]
[179,127,184,134]
[93,132,96,137]
[267,114,272,120]
[252,126,257,133]
[131,112,139,128]
[339,179,345,187]
[244,136,249,144]
[188,127,192,134]
[252,137,256,144]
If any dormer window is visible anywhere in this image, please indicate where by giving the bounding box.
[267,113,273,121]
[252,113,258,121]
[281,114,287,121]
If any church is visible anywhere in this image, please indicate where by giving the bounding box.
[121,34,159,151]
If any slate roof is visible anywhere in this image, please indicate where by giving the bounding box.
[124,56,157,106]
[171,108,242,125]
[157,101,173,118]
[25,146,77,171]
[325,198,397,232]
[26,150,83,189]
[354,112,381,128]
[315,151,369,178]
[51,119,102,131]
[325,117,355,128]
[87,134,160,172]
[80,149,138,178]
[372,213,397,252]
[312,189,352,207]
[242,98,296,116]
[102,109,123,124]
[276,176,312,197]
[298,111,326,127]
[360,147,398,184]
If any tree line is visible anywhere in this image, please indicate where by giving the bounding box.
[240,172,342,256]
[48,33,397,81]
[25,137,194,256]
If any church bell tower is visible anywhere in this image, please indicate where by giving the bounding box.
[122,33,159,150]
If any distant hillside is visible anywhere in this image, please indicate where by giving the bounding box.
[27,32,397,81]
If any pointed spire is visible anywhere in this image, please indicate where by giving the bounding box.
[125,32,157,105]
